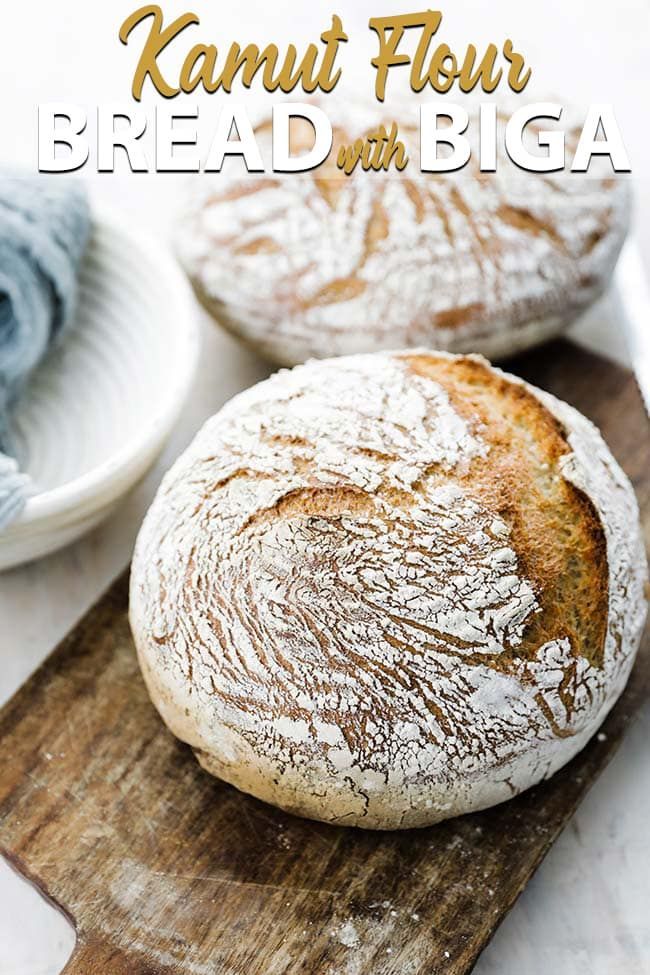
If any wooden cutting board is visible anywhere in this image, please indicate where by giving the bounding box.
[1,340,648,975]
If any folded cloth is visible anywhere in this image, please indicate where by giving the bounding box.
[0,177,90,530]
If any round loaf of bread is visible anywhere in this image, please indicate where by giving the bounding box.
[130,350,647,829]
[176,106,630,365]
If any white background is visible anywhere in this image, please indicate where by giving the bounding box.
[1,2,649,973]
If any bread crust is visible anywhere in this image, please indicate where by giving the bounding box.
[130,351,647,828]
[176,105,630,365]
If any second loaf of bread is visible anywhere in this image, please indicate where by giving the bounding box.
[177,104,630,365]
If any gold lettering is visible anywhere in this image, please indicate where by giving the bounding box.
[336,122,408,174]
[379,122,408,170]
[119,4,198,101]
[458,44,502,92]
[368,11,529,99]
[369,12,442,101]
[316,15,348,92]
[179,44,218,93]
[503,39,532,92]
[410,14,445,91]
[337,139,365,174]
[424,45,459,93]
[120,7,529,103]
[121,8,347,98]
[217,44,280,92]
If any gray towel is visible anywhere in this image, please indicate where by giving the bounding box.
[0,178,90,530]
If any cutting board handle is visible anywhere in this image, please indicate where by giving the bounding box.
[63,939,156,974]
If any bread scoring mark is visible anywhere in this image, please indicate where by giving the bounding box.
[495,203,566,252]
[177,102,630,366]
[130,351,648,828]
[434,304,485,331]
[404,353,609,670]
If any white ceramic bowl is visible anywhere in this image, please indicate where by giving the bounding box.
[0,209,199,571]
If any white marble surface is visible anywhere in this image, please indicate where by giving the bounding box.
[1,1,650,972]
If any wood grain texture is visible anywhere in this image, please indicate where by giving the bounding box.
[0,340,648,975]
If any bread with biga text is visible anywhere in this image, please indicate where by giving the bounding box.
[129,350,647,829]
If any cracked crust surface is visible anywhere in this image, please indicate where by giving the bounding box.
[129,351,647,829]
[177,105,630,366]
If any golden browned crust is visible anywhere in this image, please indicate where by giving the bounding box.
[406,353,609,670]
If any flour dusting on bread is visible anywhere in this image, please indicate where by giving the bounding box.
[130,351,647,828]
[177,103,630,365]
